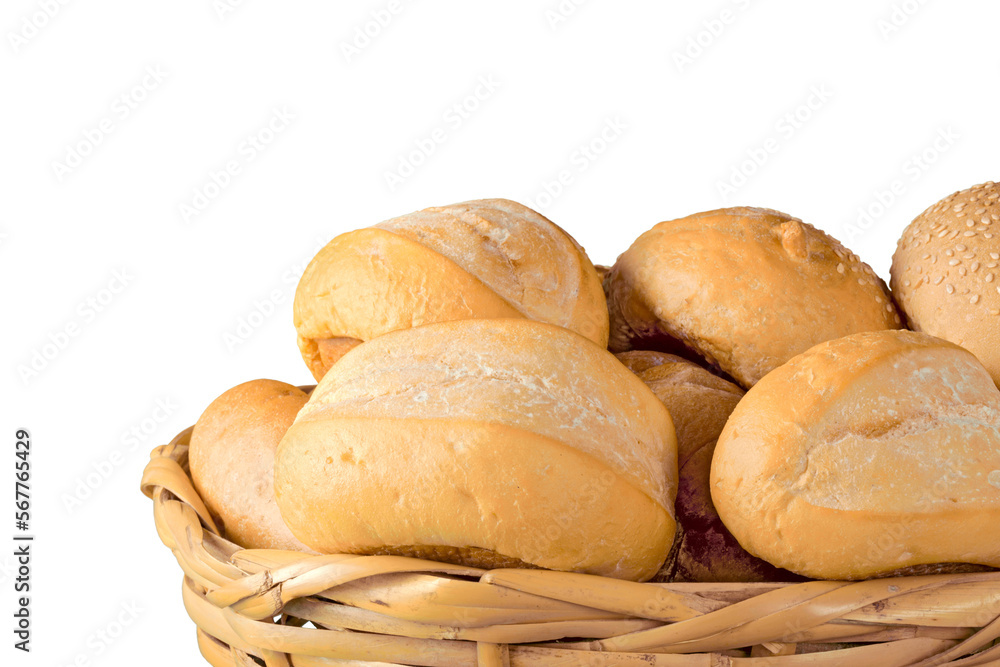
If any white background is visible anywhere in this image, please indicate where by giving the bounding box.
[1,0,998,664]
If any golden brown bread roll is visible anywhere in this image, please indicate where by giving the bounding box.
[617,351,803,583]
[711,330,1000,580]
[189,379,311,551]
[891,180,1000,387]
[606,207,903,387]
[294,199,609,381]
[275,319,677,581]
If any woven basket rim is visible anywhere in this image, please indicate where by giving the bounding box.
[142,426,1000,667]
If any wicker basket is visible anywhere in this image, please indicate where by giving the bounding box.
[142,427,1000,667]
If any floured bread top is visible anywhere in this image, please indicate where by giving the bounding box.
[376,199,606,344]
[712,330,1000,578]
[766,332,1000,512]
[717,330,1000,518]
[298,318,676,512]
[294,199,608,354]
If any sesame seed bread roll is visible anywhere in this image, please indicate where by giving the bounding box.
[891,180,1000,387]
[606,207,903,387]
[189,380,311,552]
[711,330,1000,580]
[275,319,677,582]
[294,199,609,381]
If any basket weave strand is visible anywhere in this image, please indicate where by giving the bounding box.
[141,428,1000,666]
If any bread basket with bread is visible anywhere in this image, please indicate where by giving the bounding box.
[142,193,1000,666]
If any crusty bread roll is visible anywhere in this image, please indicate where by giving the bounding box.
[711,330,1000,580]
[606,207,903,387]
[617,351,803,583]
[294,199,609,381]
[189,380,311,551]
[275,319,677,581]
[891,180,1000,387]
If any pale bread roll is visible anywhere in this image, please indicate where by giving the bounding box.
[275,319,677,581]
[617,351,803,583]
[711,330,1000,580]
[606,207,903,387]
[891,180,1000,387]
[294,199,609,380]
[189,379,311,551]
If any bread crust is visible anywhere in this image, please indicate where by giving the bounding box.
[891,180,1000,387]
[711,330,1000,580]
[606,207,902,387]
[618,351,804,583]
[275,319,676,581]
[189,379,311,551]
[294,199,609,380]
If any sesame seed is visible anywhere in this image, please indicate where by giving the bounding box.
[987,274,995,283]
[836,263,845,274]
[965,231,977,237]
[934,275,945,285]
[903,280,911,287]
[956,244,968,251]
[946,284,955,294]
[992,253,1000,260]
[949,259,961,266]
[971,295,981,304]
[964,253,976,260]
[945,249,955,257]
[972,262,981,272]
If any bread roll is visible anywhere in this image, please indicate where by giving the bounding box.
[711,330,1000,580]
[294,199,609,380]
[275,319,677,581]
[606,207,903,387]
[891,180,1000,387]
[189,380,311,551]
[617,351,803,583]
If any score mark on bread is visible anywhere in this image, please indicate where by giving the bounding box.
[711,330,1000,580]
[293,199,608,381]
[274,319,678,582]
